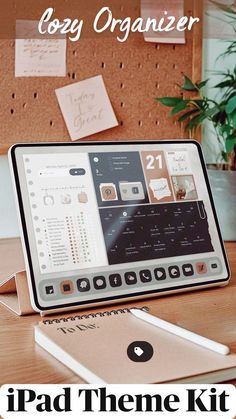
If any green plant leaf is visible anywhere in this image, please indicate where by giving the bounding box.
[184,106,217,132]
[222,151,228,162]
[196,80,209,89]
[185,113,208,131]
[170,100,190,116]
[155,97,182,107]
[181,75,198,92]
[231,110,236,128]
[226,96,236,114]
[178,109,200,122]
[226,136,236,153]
[226,91,236,102]
[214,80,234,89]
[220,124,231,136]
[189,99,207,110]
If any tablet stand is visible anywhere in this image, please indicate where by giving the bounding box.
[0,270,36,315]
[0,238,36,315]
[0,238,97,316]
[0,239,121,317]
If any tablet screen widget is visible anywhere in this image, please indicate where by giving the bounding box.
[60,281,74,295]
[172,175,198,201]
[141,150,174,203]
[100,183,118,202]
[109,274,122,287]
[45,285,55,295]
[90,152,149,207]
[77,278,91,292]
[119,181,145,201]
[154,268,166,281]
[93,276,107,290]
[125,272,137,285]
[182,264,194,277]
[168,266,181,279]
[140,270,152,283]
[196,262,207,275]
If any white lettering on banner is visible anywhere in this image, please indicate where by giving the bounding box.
[38,8,84,42]
[93,7,200,43]
[38,7,200,43]
[0,385,236,418]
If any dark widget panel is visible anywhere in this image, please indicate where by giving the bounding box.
[89,152,149,207]
[99,201,214,265]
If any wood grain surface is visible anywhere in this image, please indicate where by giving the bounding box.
[0,239,236,385]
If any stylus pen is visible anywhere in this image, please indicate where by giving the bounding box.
[130,309,230,356]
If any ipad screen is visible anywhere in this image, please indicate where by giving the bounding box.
[12,142,229,310]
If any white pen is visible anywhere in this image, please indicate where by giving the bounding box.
[130,309,230,356]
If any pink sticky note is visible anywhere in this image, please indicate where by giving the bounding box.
[55,75,118,141]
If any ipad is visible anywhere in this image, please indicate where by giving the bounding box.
[9,141,230,312]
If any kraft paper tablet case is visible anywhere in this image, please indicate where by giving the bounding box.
[6,141,230,315]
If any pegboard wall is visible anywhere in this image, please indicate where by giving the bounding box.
[0,0,203,152]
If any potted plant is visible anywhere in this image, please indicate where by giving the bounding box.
[155,3,236,170]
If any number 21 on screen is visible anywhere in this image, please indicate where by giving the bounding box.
[146,154,163,170]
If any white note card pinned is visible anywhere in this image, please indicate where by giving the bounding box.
[55,75,118,141]
[141,0,185,44]
[15,20,67,77]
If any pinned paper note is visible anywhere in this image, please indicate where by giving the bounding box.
[141,0,185,44]
[55,75,118,141]
[15,20,67,77]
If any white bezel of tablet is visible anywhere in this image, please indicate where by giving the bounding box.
[9,141,230,313]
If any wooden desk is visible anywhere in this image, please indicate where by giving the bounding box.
[1,241,236,385]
